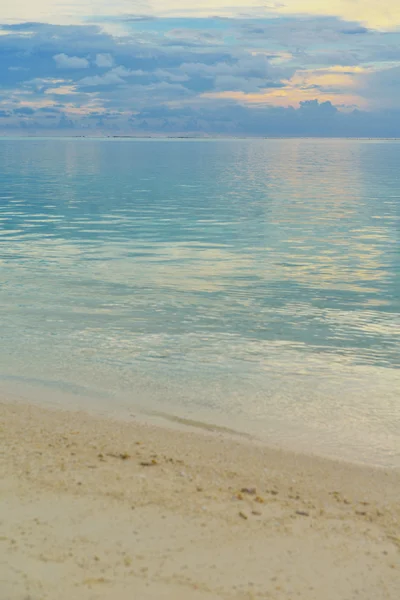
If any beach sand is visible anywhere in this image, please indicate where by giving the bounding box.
[1,399,399,600]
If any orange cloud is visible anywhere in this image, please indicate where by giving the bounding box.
[277,0,400,30]
[202,65,370,109]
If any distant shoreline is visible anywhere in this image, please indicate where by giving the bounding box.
[0,134,399,141]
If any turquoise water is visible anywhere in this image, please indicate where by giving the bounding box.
[0,138,399,465]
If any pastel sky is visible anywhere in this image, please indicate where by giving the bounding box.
[1,0,400,135]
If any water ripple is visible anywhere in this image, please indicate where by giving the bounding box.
[0,138,399,465]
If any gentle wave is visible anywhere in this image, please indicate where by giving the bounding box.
[0,137,399,465]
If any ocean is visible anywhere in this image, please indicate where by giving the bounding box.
[0,137,399,466]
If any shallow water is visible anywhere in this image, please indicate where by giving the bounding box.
[0,138,399,465]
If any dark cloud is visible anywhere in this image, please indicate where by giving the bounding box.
[126,100,400,137]
[0,22,45,31]
[37,107,61,113]
[357,64,400,109]
[341,27,369,35]
[13,107,35,115]
[57,114,75,129]
[238,15,371,47]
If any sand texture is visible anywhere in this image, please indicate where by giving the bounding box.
[1,399,400,600]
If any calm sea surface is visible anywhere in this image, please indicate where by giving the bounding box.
[0,138,399,466]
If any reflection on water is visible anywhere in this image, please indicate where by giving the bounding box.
[0,138,399,466]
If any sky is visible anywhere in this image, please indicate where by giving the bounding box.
[1,1,400,136]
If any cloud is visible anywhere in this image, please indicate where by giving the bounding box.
[8,66,28,72]
[1,11,400,136]
[79,66,136,86]
[95,53,114,68]
[57,114,75,128]
[1,0,400,30]
[127,99,400,137]
[123,14,157,22]
[13,106,35,115]
[79,70,125,86]
[341,26,369,35]
[37,106,61,113]
[276,0,400,29]
[357,64,400,109]
[54,53,89,69]
[164,29,224,47]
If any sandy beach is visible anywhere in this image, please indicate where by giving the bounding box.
[1,399,399,600]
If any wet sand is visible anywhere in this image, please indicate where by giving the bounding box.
[1,399,399,599]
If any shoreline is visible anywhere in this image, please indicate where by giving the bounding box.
[2,376,399,471]
[1,397,400,599]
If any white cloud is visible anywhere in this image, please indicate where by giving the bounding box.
[79,70,124,86]
[95,53,114,68]
[54,53,89,69]
[79,66,136,86]
[154,69,189,83]
[112,66,133,77]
